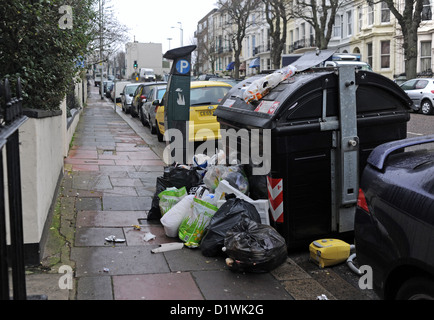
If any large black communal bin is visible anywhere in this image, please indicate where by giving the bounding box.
[214,65,412,249]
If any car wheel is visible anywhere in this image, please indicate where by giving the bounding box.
[140,109,148,127]
[156,120,164,142]
[420,100,434,115]
[396,277,434,300]
[150,115,156,134]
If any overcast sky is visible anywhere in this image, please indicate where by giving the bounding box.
[111,0,218,53]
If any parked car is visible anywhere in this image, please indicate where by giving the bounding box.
[155,81,232,142]
[111,80,131,102]
[141,84,167,133]
[120,83,143,114]
[355,134,434,300]
[130,82,167,118]
[103,80,113,94]
[400,78,434,115]
[208,77,239,87]
[105,82,114,98]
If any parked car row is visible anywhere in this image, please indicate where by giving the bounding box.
[119,79,233,144]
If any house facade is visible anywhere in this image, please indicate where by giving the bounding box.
[195,0,434,81]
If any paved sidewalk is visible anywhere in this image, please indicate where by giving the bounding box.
[24,85,370,302]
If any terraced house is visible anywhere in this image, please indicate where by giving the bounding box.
[195,0,434,81]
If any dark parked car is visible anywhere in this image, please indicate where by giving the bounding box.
[130,82,166,118]
[140,84,167,133]
[355,134,434,300]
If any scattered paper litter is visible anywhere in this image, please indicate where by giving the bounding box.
[143,232,156,242]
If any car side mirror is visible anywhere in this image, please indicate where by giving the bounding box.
[120,92,124,95]
[129,93,133,97]
[152,99,160,106]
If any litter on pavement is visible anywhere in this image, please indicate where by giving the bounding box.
[147,150,287,273]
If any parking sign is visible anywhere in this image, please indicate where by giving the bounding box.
[176,59,190,74]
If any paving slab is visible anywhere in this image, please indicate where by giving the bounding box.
[74,227,127,247]
[71,246,170,277]
[112,272,204,300]
[76,210,145,228]
[192,270,293,300]
[163,247,227,272]
[76,276,113,300]
[102,195,152,211]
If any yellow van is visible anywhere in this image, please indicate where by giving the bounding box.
[155,81,232,142]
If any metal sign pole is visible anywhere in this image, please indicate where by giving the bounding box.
[163,45,196,164]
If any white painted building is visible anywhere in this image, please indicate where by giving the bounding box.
[125,42,166,79]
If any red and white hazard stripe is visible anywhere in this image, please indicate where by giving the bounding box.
[267,176,283,223]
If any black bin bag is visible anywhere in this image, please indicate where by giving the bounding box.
[147,165,202,220]
[224,218,287,273]
[200,197,261,257]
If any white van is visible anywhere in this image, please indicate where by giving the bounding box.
[139,68,156,82]
[111,81,131,102]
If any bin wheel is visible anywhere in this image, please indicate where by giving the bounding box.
[420,100,433,115]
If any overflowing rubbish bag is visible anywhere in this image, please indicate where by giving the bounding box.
[148,164,203,220]
[158,186,187,216]
[223,218,287,273]
[178,197,218,248]
[203,164,249,194]
[200,197,262,257]
[160,195,194,237]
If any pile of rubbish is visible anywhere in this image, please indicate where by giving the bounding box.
[147,151,287,273]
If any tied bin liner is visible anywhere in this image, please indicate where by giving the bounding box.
[200,197,261,257]
[148,165,202,220]
[224,218,287,273]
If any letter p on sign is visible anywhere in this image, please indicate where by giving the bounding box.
[176,59,190,74]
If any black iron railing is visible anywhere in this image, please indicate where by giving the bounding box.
[0,78,28,300]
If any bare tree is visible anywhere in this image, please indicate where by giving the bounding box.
[217,0,262,79]
[379,0,425,79]
[87,0,129,66]
[197,32,217,75]
[291,0,345,49]
[262,0,291,69]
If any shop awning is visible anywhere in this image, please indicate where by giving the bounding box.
[249,58,260,68]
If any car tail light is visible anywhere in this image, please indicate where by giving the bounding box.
[431,90,434,94]
[357,188,370,213]
[155,105,159,113]
[140,95,146,100]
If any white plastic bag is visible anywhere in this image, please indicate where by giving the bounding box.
[160,195,194,237]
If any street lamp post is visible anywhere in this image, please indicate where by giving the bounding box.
[171,22,183,47]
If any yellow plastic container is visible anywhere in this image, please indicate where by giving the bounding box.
[309,239,351,268]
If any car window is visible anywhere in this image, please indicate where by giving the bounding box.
[157,88,166,100]
[400,79,417,90]
[190,86,231,105]
[148,88,154,99]
[126,85,139,95]
[415,80,429,89]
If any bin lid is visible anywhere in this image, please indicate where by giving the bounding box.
[215,68,412,130]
